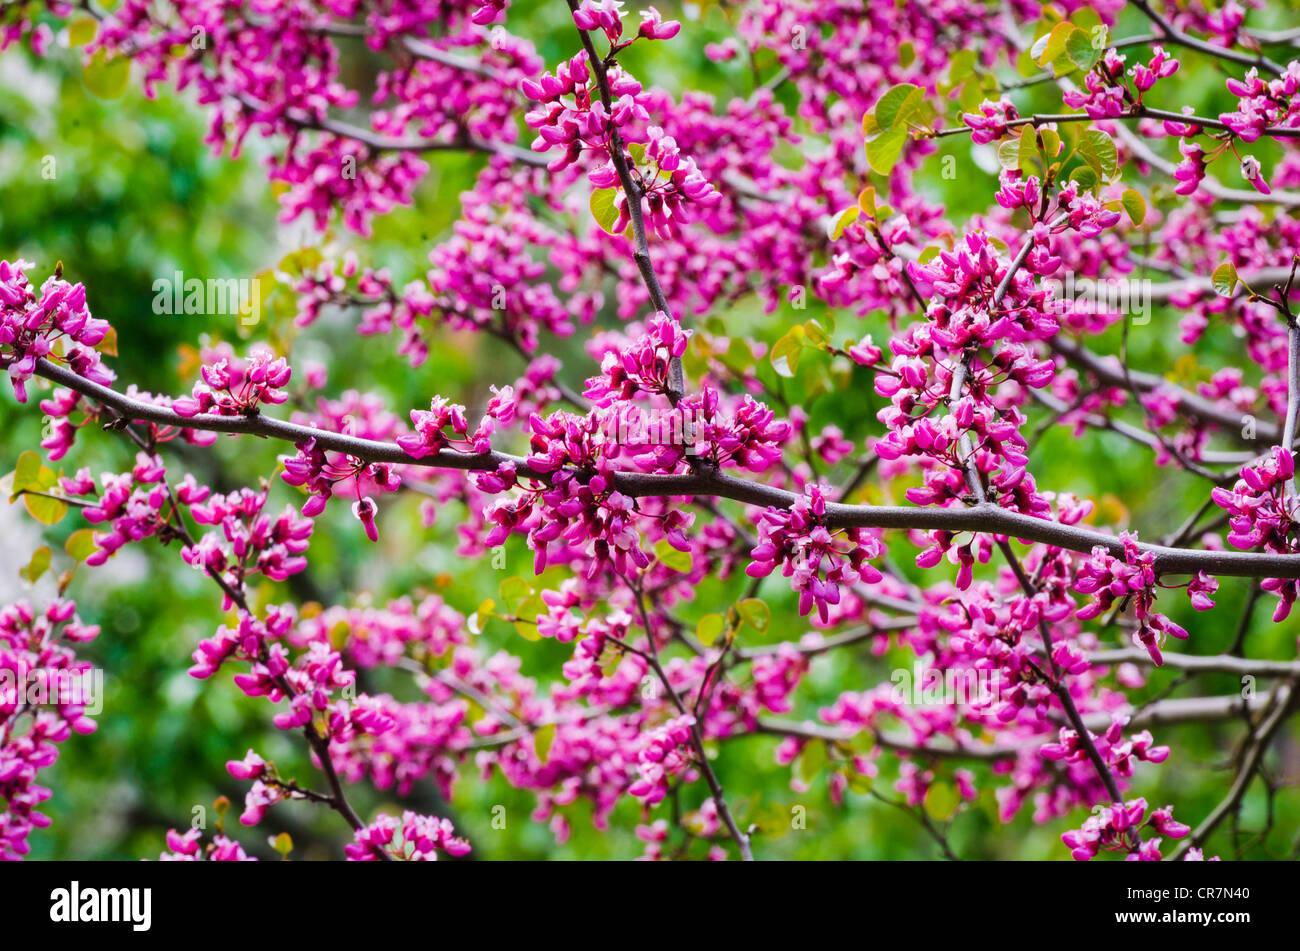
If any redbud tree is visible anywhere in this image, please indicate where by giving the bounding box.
[2,0,1300,862]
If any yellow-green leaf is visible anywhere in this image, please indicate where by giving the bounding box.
[864,126,908,176]
[738,598,770,633]
[25,493,68,526]
[1033,22,1075,68]
[827,204,860,240]
[871,84,922,133]
[1064,25,1102,71]
[1120,188,1146,226]
[589,187,619,234]
[499,576,532,613]
[1212,260,1239,297]
[84,50,131,99]
[1017,124,1039,175]
[65,529,99,562]
[696,613,725,646]
[654,539,692,573]
[534,722,556,763]
[770,327,803,378]
[13,450,41,494]
[802,318,831,347]
[20,546,51,585]
[796,740,827,784]
[68,15,98,47]
[924,781,961,821]
[96,325,119,357]
[513,594,546,641]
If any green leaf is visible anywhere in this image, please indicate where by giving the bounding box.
[802,318,831,347]
[654,539,692,573]
[871,84,922,134]
[1073,7,1103,31]
[864,126,908,175]
[589,187,619,234]
[25,493,68,526]
[513,594,546,641]
[1068,164,1098,189]
[1120,188,1146,226]
[271,832,293,858]
[1077,129,1117,182]
[84,50,131,99]
[68,15,97,47]
[1033,22,1075,69]
[996,137,1023,171]
[1017,124,1039,175]
[924,781,961,821]
[796,740,827,784]
[13,450,41,495]
[827,204,860,240]
[20,546,51,585]
[958,78,984,114]
[738,598,770,634]
[534,723,556,763]
[946,49,977,85]
[1212,260,1239,297]
[862,83,925,175]
[65,529,99,562]
[696,613,725,646]
[770,327,803,378]
[1015,47,1040,79]
[1064,25,1102,71]
[499,576,532,613]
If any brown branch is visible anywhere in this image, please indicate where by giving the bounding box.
[32,356,1300,579]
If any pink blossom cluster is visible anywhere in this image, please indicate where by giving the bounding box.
[522,3,718,237]
[1041,716,1171,779]
[0,260,113,403]
[0,599,100,860]
[1221,64,1300,142]
[345,811,471,861]
[963,98,1020,144]
[1061,797,1190,861]
[1212,447,1300,620]
[159,828,254,861]
[1074,532,1195,666]
[172,346,292,418]
[1062,49,1179,118]
[747,485,884,622]
[181,488,315,589]
[627,714,698,805]
[584,313,689,404]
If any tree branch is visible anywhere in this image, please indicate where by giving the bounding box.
[32,356,1300,579]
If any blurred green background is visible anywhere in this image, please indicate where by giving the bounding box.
[2,2,1299,860]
